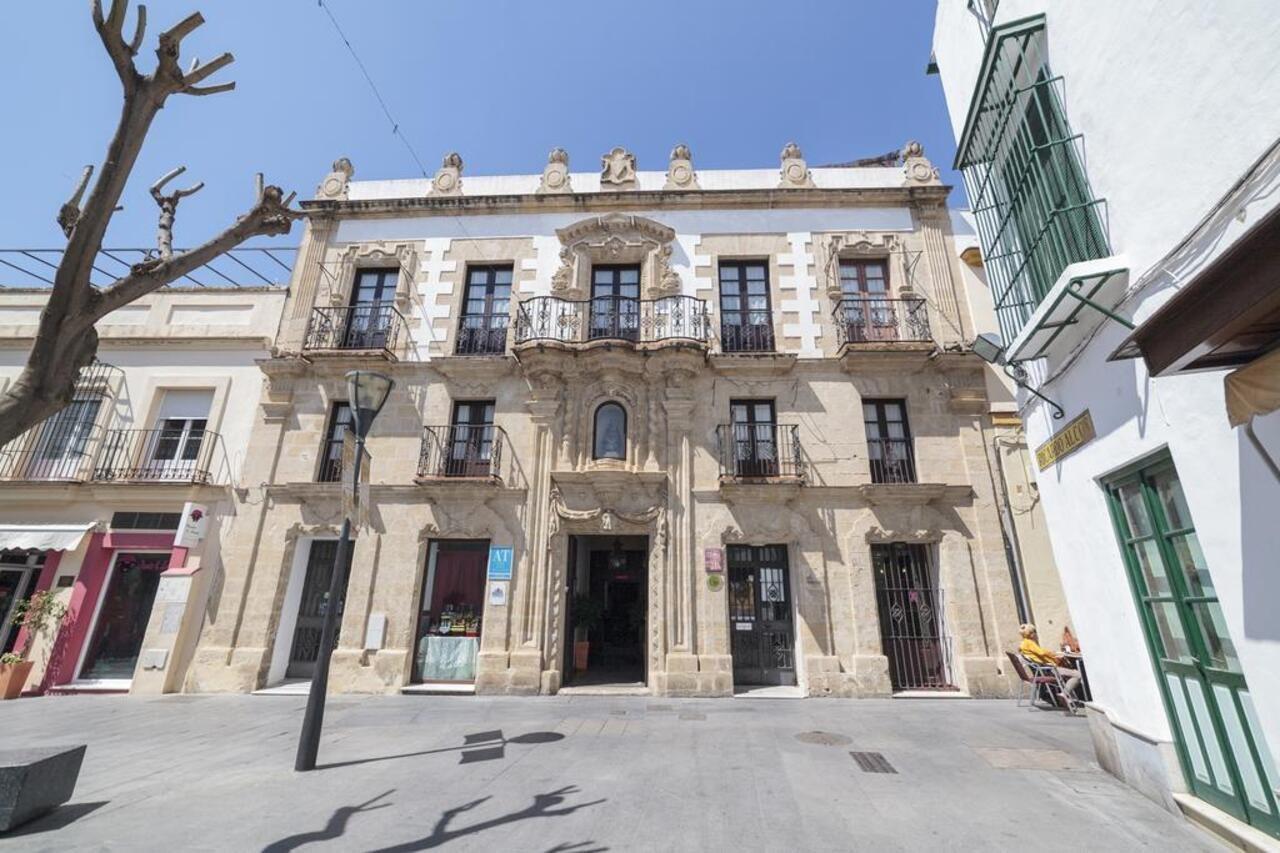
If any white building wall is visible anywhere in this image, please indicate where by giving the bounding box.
[933,0,1280,806]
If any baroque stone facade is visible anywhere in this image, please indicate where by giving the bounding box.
[187,145,1024,699]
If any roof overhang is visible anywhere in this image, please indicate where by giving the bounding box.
[0,522,94,552]
[1006,258,1130,363]
[1110,204,1280,375]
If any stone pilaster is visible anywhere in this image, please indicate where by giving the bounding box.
[917,204,966,345]
[279,217,335,351]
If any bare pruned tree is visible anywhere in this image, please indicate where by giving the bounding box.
[0,0,302,447]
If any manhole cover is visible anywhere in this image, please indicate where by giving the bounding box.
[851,751,897,774]
[795,731,852,746]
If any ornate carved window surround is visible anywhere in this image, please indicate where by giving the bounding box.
[550,214,682,300]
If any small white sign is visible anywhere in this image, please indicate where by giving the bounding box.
[734,622,753,631]
[364,612,387,650]
[489,581,509,607]
[173,502,210,548]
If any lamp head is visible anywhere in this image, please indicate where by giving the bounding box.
[345,370,394,438]
[971,332,1006,366]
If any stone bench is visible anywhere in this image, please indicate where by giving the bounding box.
[0,746,86,833]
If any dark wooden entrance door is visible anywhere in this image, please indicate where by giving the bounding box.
[727,544,796,686]
[286,540,352,679]
[873,543,952,691]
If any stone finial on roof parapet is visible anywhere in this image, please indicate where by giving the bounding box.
[538,148,573,194]
[778,141,814,188]
[430,152,464,196]
[315,157,354,200]
[664,144,700,190]
[901,140,941,185]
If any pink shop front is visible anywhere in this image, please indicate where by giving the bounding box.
[0,507,216,695]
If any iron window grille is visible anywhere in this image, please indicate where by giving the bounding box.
[719,261,775,353]
[317,402,352,483]
[954,15,1109,347]
[457,265,512,355]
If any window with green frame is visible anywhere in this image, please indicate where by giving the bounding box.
[954,15,1110,346]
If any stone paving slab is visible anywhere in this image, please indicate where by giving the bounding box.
[0,694,1222,852]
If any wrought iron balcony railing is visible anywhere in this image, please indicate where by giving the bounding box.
[514,295,709,346]
[0,422,103,483]
[716,423,805,482]
[93,428,230,485]
[834,298,932,347]
[867,437,918,484]
[455,314,510,355]
[417,424,509,483]
[304,304,405,355]
[719,317,776,353]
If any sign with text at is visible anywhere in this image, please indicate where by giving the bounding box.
[1035,411,1096,471]
[487,546,513,580]
[173,502,209,549]
[704,547,724,573]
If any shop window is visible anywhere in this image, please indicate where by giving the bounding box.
[413,540,488,684]
[593,402,627,460]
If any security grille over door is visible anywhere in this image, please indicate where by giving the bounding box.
[727,544,796,686]
[286,540,352,679]
[873,543,953,691]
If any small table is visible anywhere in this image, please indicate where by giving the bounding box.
[1062,652,1092,702]
[416,635,479,683]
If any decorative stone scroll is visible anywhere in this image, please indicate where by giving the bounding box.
[900,140,941,186]
[538,148,573,194]
[430,152,464,196]
[314,157,354,200]
[600,146,638,189]
[548,486,667,544]
[331,241,419,309]
[551,213,681,298]
[778,141,815,189]
[663,144,700,190]
[822,232,903,300]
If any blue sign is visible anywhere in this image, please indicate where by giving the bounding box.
[487,546,513,580]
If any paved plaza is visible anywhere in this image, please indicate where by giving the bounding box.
[0,694,1219,852]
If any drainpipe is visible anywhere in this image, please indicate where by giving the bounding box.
[991,431,1033,624]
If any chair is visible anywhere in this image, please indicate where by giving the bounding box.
[1005,651,1064,709]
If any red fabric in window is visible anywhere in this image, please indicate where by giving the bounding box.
[430,547,487,616]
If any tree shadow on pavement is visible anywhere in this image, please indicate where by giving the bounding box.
[316,730,564,771]
[261,790,394,852]
[368,785,607,852]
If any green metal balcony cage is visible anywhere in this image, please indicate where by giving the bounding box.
[954,15,1111,349]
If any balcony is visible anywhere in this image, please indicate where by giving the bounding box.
[834,298,932,348]
[416,424,510,484]
[0,422,102,483]
[715,423,805,483]
[304,304,404,357]
[94,428,229,485]
[720,317,775,354]
[455,314,510,355]
[867,437,917,485]
[513,295,709,347]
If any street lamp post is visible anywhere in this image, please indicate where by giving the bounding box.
[295,369,394,772]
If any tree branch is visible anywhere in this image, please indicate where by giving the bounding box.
[91,0,145,92]
[57,165,95,238]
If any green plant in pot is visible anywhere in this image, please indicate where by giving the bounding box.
[0,590,68,700]
[571,595,605,673]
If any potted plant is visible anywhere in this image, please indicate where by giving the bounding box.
[0,590,68,700]
[571,595,605,673]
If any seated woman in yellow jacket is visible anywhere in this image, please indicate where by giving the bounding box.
[1019,623,1082,710]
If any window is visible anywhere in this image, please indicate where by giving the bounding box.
[457,265,512,355]
[955,17,1108,345]
[145,389,213,480]
[318,402,352,483]
[590,265,641,341]
[593,402,627,460]
[728,399,778,477]
[22,395,102,480]
[345,269,398,349]
[839,259,889,295]
[719,261,773,352]
[864,399,916,483]
[109,512,182,531]
[446,400,495,477]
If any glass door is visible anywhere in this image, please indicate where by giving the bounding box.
[727,544,795,686]
[590,265,640,341]
[1106,457,1280,835]
[346,268,397,349]
[729,399,778,477]
[80,552,169,680]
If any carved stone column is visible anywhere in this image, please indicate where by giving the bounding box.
[281,216,335,350]
[917,203,966,345]
[663,387,697,685]
[513,393,560,692]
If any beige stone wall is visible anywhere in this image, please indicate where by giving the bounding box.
[187,181,1025,699]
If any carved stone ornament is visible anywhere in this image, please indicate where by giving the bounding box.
[333,242,419,308]
[663,143,700,190]
[823,232,901,299]
[548,486,667,546]
[600,146,638,189]
[538,147,573,194]
[778,141,815,189]
[430,151,464,196]
[552,213,680,298]
[315,157,354,200]
[900,140,941,186]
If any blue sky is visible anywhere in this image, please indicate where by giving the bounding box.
[0,0,959,252]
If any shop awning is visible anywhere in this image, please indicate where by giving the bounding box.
[1226,346,1280,427]
[0,523,94,552]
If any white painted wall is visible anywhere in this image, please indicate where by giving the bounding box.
[933,0,1280,779]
